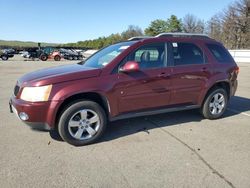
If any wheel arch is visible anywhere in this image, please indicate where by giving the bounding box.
[54,92,110,129]
[201,81,230,106]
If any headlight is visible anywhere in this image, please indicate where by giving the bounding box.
[20,85,52,102]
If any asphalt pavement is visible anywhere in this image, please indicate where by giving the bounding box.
[0,57,249,188]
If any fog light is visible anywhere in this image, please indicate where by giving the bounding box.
[19,112,29,121]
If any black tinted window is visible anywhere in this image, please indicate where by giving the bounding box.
[207,44,233,63]
[172,43,205,66]
[126,43,165,70]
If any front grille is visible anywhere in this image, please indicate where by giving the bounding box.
[14,85,20,96]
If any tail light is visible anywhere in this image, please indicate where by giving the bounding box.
[235,66,239,75]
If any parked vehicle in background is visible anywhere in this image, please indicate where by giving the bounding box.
[60,48,84,60]
[0,49,15,60]
[0,50,8,60]
[82,49,98,58]
[21,47,85,61]
[10,33,239,146]
[22,48,42,60]
[20,51,29,58]
[39,47,62,61]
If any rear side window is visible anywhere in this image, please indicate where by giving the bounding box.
[171,42,205,66]
[206,44,233,63]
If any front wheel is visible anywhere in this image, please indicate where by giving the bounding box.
[40,54,48,61]
[201,88,228,119]
[1,55,8,61]
[58,100,107,146]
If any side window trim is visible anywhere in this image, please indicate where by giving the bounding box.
[163,42,169,67]
[167,42,174,67]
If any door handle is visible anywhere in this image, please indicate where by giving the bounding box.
[201,67,208,72]
[158,72,170,78]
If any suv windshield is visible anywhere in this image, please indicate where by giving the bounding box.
[82,41,136,68]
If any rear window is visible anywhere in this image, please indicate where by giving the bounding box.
[206,44,233,63]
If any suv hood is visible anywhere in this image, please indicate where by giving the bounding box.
[18,64,101,86]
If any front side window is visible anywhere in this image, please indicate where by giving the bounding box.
[83,41,136,68]
[172,42,205,66]
[125,43,166,70]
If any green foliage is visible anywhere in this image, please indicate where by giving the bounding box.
[144,19,168,36]
[166,15,183,32]
[145,15,183,36]
[0,40,58,48]
[62,34,123,49]
[63,25,143,49]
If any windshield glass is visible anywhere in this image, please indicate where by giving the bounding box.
[82,41,136,68]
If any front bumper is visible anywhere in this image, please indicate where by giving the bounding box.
[9,96,60,131]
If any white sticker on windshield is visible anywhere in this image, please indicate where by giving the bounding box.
[119,46,130,50]
[172,43,178,47]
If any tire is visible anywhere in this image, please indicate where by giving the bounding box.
[68,56,73,60]
[201,88,228,119]
[73,56,78,60]
[40,54,48,61]
[54,55,61,61]
[58,100,107,146]
[1,55,8,61]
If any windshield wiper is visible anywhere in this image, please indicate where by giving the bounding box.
[77,60,85,65]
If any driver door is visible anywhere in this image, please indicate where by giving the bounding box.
[113,42,171,114]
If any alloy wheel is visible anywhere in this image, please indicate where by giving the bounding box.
[209,93,225,115]
[68,109,100,140]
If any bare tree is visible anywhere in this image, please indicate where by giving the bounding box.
[207,0,250,49]
[206,14,223,42]
[121,25,143,40]
[183,14,205,33]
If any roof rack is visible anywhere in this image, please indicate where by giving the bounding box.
[127,36,151,41]
[155,32,210,39]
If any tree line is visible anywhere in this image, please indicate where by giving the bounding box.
[63,0,249,49]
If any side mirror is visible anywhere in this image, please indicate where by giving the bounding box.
[119,61,140,73]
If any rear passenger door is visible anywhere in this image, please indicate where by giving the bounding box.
[169,42,212,105]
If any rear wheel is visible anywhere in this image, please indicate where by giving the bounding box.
[201,88,228,119]
[58,100,107,146]
[54,55,61,61]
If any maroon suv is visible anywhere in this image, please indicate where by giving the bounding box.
[10,33,239,146]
